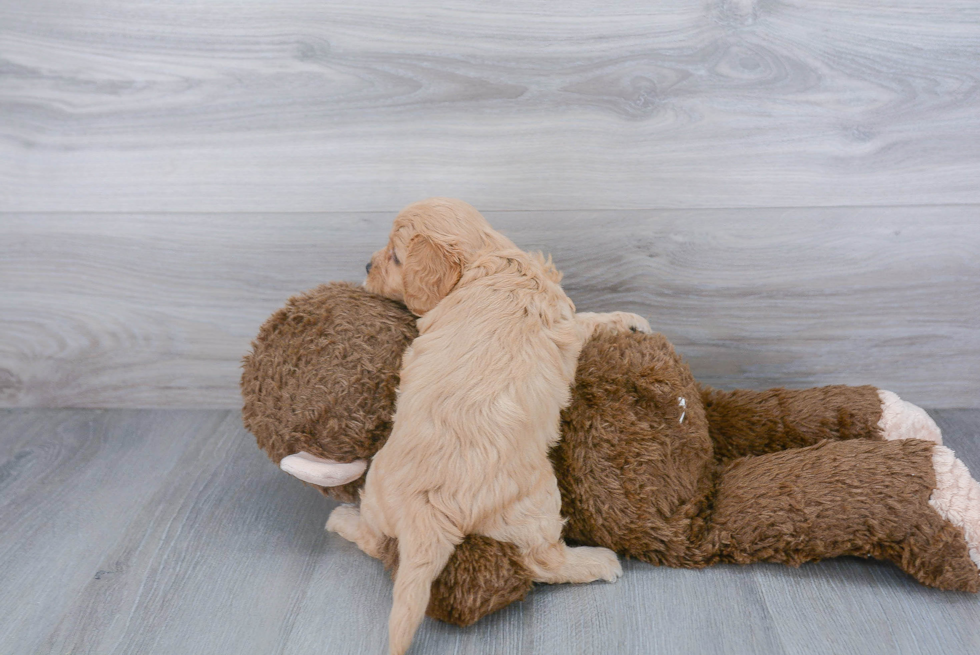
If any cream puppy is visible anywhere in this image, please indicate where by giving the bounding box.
[327,198,650,655]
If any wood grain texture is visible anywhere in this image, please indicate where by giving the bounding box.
[0,409,978,654]
[0,410,229,654]
[2,0,980,212]
[752,409,980,655]
[2,208,978,409]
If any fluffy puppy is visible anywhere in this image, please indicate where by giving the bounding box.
[327,198,650,655]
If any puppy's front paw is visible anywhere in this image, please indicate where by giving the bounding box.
[326,504,361,541]
[611,311,652,335]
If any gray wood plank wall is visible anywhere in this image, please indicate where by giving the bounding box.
[2,1,979,408]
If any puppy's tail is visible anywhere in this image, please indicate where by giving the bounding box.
[388,510,459,655]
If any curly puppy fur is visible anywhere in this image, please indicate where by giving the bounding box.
[328,198,644,655]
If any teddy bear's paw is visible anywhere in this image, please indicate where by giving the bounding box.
[325,504,362,540]
[929,446,980,569]
[877,390,943,445]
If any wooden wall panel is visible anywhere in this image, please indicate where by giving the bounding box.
[2,1,978,407]
[2,0,980,211]
[2,208,977,408]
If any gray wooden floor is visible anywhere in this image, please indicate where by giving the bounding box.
[1,409,978,655]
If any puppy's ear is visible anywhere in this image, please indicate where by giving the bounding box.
[402,234,463,316]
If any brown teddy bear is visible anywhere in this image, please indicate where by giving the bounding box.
[241,282,980,626]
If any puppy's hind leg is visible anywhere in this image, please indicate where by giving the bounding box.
[524,541,623,584]
[326,504,385,559]
[487,479,622,585]
[388,509,460,655]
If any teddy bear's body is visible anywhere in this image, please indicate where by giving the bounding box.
[242,283,980,626]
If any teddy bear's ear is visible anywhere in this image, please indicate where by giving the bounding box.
[280,452,368,487]
[401,234,463,316]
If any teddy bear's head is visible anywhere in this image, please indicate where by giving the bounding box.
[241,282,417,502]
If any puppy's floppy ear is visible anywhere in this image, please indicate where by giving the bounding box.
[402,234,463,316]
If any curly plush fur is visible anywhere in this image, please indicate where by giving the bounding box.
[242,283,980,628]
[241,283,417,503]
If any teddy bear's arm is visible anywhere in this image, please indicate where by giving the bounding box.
[699,384,940,463]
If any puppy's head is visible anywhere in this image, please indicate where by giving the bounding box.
[365,198,499,316]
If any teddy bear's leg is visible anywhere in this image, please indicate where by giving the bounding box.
[700,384,941,462]
[929,445,980,568]
[701,438,980,591]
